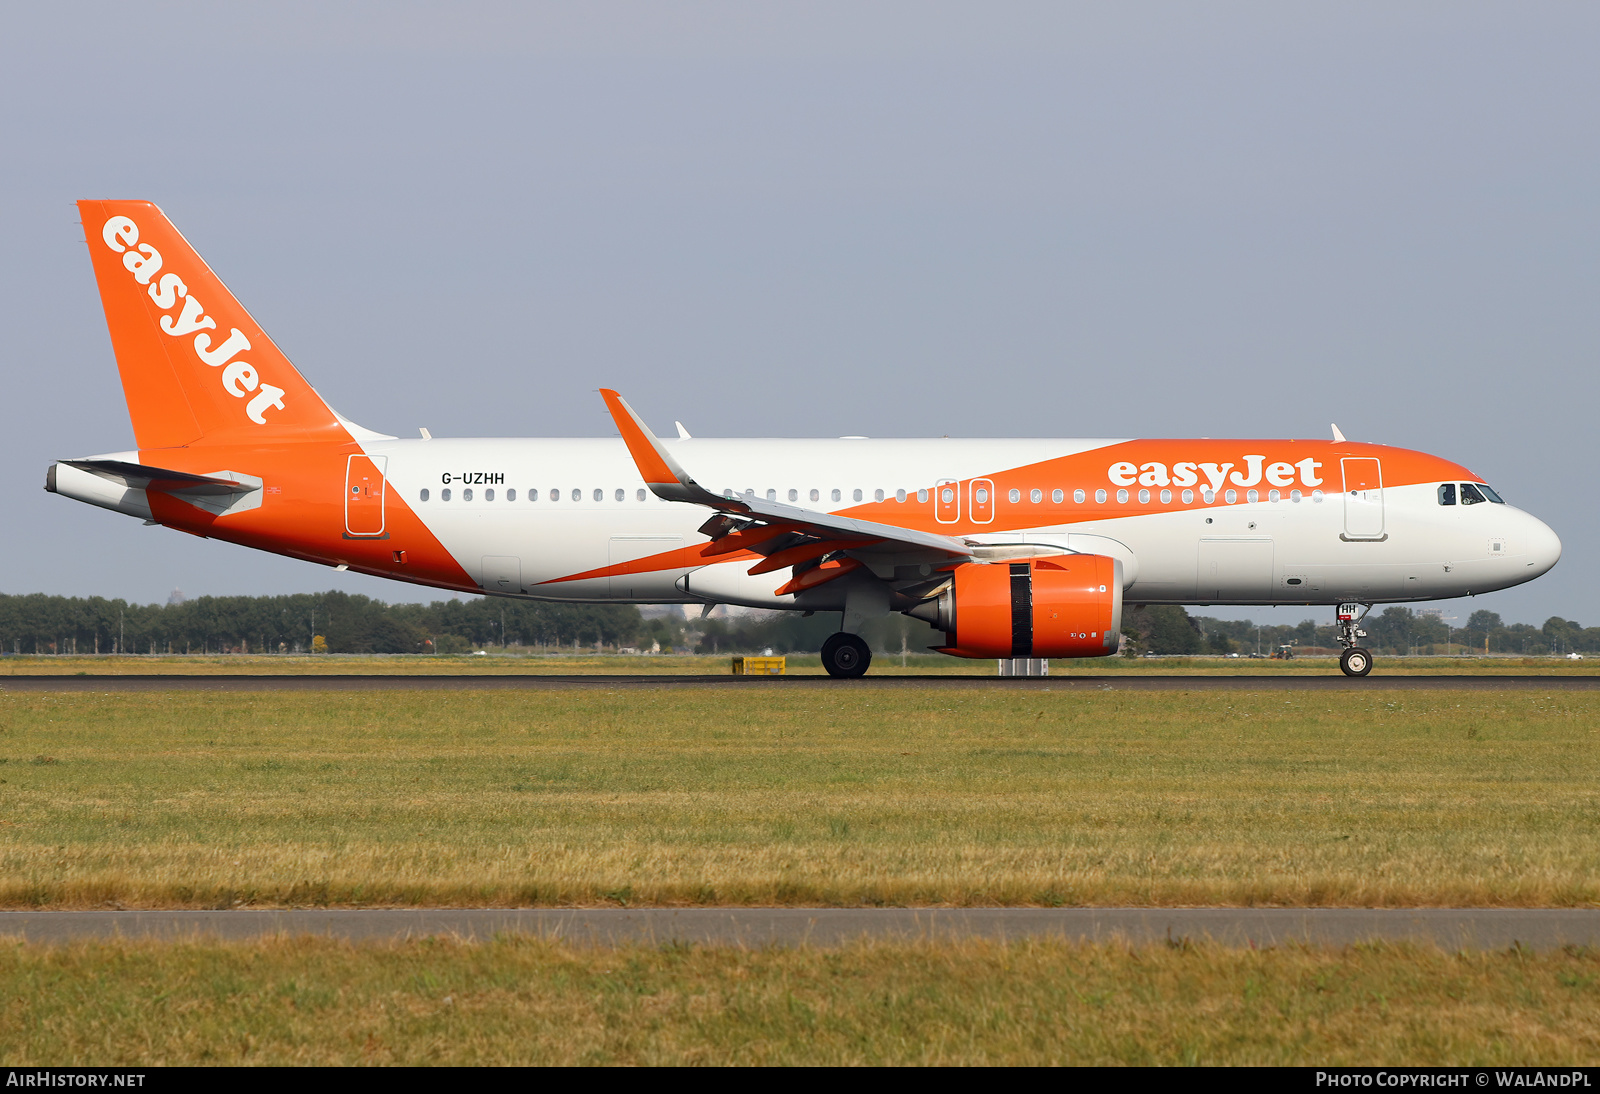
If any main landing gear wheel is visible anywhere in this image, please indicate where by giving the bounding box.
[821,632,872,679]
[1340,647,1373,677]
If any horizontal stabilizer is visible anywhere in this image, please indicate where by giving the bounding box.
[60,459,255,496]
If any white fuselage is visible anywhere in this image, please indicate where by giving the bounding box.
[365,436,1560,609]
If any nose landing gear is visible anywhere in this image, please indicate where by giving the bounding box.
[1336,603,1373,677]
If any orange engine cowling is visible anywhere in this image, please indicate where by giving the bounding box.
[908,555,1124,659]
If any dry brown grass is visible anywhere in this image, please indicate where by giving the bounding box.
[1,687,1596,908]
[3,935,1598,1064]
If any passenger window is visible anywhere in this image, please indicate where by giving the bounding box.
[1030,488,1042,504]
[1116,489,1129,504]
[1094,489,1106,503]
[1225,489,1237,504]
[420,488,430,502]
[1480,484,1505,503]
[766,488,776,501]
[1268,489,1279,503]
[570,488,580,501]
[463,488,473,502]
[833,489,843,502]
[485,488,495,501]
[594,488,603,502]
[1438,483,1456,505]
[787,489,798,502]
[896,489,907,502]
[1075,489,1086,504]
[1008,488,1021,504]
[1160,489,1172,504]
[810,489,821,502]
[1052,489,1063,504]
[636,488,646,501]
[1460,483,1487,505]
[1138,489,1150,504]
[506,488,516,501]
[530,489,539,501]
[441,488,451,501]
[917,488,928,503]
[613,488,622,501]
[1246,489,1259,504]
[1181,489,1193,504]
[874,489,885,502]
[853,489,863,502]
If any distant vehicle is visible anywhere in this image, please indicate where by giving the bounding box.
[1272,642,1297,661]
[50,201,1562,679]
[1568,652,1584,660]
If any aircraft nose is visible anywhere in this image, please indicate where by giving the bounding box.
[1521,511,1562,578]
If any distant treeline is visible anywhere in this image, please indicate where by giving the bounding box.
[1175,607,1595,657]
[0,592,1591,658]
[0,592,642,655]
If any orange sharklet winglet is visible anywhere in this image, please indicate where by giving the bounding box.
[600,388,680,488]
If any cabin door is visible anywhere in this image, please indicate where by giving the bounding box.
[345,455,387,537]
[1341,458,1385,539]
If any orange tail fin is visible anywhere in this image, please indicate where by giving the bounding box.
[78,200,350,450]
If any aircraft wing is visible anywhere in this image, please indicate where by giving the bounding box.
[600,388,974,564]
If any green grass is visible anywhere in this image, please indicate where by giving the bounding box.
[3,936,1598,1064]
[4,651,1598,675]
[1,687,1596,908]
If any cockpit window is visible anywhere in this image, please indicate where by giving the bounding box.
[1438,483,1456,505]
[1478,484,1504,503]
[1460,483,1488,505]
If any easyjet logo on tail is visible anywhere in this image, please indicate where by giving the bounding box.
[100,216,286,425]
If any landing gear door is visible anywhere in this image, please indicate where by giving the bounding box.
[1341,458,1384,539]
[345,454,387,537]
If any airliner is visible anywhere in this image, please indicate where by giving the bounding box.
[47,201,1562,677]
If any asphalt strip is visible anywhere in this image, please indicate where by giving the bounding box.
[1,908,1596,949]
[2,673,1597,691]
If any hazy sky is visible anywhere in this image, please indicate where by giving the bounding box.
[2,2,1595,627]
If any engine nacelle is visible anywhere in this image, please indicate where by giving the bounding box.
[906,555,1123,659]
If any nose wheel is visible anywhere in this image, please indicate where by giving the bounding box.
[1335,603,1373,677]
[821,632,872,678]
[1339,647,1373,677]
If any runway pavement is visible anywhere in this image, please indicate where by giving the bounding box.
[1,673,1597,691]
[2,908,1595,949]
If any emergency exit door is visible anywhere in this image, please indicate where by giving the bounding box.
[1341,457,1384,539]
[345,454,388,537]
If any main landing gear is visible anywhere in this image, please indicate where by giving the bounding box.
[1336,603,1373,678]
[821,632,872,679]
